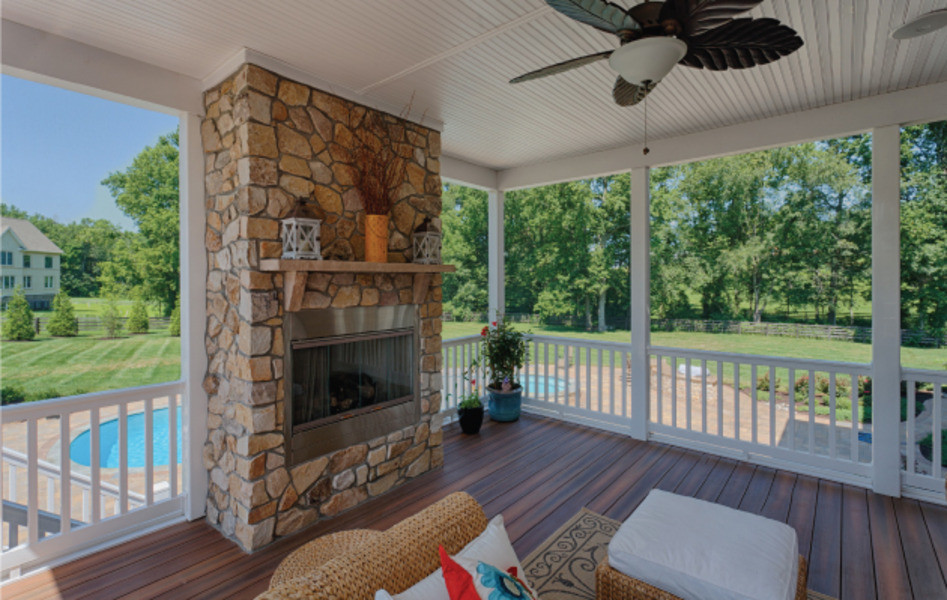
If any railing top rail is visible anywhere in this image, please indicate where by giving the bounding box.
[0,380,185,422]
[648,345,872,373]
[443,335,482,345]
[901,367,947,381]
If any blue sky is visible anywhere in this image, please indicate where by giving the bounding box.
[1,74,179,231]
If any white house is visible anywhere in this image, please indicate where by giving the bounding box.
[0,217,63,310]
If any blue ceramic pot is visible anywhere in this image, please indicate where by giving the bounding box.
[487,386,522,422]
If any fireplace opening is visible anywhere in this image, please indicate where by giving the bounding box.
[284,306,419,465]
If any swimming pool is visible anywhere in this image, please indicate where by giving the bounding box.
[521,374,575,396]
[70,406,183,469]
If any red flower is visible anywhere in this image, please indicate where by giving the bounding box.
[492,321,497,326]
[471,379,476,386]
[481,326,488,336]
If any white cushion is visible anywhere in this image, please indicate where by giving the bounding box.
[608,489,798,600]
[376,514,524,600]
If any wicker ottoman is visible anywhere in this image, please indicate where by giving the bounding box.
[595,490,807,600]
[270,529,382,587]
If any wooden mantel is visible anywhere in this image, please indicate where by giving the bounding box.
[259,259,456,310]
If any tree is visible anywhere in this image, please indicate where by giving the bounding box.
[47,290,79,336]
[100,297,123,338]
[3,287,35,340]
[101,130,179,315]
[440,184,489,317]
[126,296,149,333]
[169,298,181,336]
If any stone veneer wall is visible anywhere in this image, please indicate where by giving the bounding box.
[201,64,444,552]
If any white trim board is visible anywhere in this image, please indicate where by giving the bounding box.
[441,155,499,191]
[202,48,444,132]
[497,81,947,191]
[1,19,202,115]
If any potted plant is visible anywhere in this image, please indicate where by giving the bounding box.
[479,317,528,422]
[353,112,407,263]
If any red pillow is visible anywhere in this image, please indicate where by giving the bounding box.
[439,545,479,600]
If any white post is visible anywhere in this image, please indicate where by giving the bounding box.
[871,125,901,497]
[180,110,209,519]
[488,189,505,324]
[630,168,650,440]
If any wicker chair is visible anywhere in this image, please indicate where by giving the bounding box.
[255,491,488,600]
[595,554,809,600]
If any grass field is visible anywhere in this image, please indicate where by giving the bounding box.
[442,321,947,372]
[1,332,181,402]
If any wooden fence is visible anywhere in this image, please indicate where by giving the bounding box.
[16,316,173,334]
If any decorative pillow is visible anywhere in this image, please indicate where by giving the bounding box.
[376,514,525,600]
[439,546,538,600]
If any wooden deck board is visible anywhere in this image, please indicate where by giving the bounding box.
[3,413,946,600]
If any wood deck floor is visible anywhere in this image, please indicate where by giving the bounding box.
[5,414,947,600]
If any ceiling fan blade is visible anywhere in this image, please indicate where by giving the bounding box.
[613,77,657,106]
[679,18,803,70]
[545,0,639,36]
[510,50,613,84]
[660,0,763,37]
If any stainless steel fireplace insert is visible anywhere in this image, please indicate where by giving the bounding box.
[283,305,419,465]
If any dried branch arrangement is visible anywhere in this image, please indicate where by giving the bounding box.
[353,111,408,216]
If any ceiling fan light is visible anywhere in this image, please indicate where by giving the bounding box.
[891,9,947,39]
[608,37,687,85]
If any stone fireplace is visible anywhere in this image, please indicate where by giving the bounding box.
[201,63,444,552]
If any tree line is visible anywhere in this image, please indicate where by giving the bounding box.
[442,122,947,336]
[1,130,180,316]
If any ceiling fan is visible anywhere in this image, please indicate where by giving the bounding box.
[511,0,804,107]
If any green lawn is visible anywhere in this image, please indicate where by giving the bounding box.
[442,321,947,372]
[1,332,181,402]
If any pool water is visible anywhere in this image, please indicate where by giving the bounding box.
[70,406,183,469]
[522,374,572,396]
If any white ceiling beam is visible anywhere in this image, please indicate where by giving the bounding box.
[497,81,947,190]
[1,19,202,115]
[203,48,444,132]
[441,155,499,191]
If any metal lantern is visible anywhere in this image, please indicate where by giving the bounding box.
[412,217,441,264]
[281,197,322,259]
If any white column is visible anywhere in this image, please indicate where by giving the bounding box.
[871,125,902,497]
[180,111,209,519]
[488,189,505,323]
[630,168,650,440]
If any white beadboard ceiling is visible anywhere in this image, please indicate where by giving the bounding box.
[3,0,946,170]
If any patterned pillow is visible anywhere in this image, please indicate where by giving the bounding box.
[439,545,538,600]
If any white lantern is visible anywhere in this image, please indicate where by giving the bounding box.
[412,217,441,264]
[281,217,322,259]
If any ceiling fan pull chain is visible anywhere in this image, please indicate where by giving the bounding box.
[643,88,650,156]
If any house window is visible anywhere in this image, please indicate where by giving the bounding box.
[45,256,53,269]
[0,251,11,266]
[2,276,15,289]
[23,276,32,289]
[44,276,54,288]
[23,255,31,268]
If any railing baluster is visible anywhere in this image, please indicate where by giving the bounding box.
[808,369,816,454]
[829,373,837,459]
[554,343,561,405]
[933,380,943,480]
[717,361,724,436]
[769,366,776,447]
[564,346,571,408]
[788,368,796,452]
[119,402,128,514]
[585,346,591,411]
[91,408,101,522]
[701,359,708,434]
[59,412,71,534]
[145,398,154,506]
[46,474,55,513]
[27,419,39,546]
[906,379,916,474]
[685,358,692,431]
[609,349,616,416]
[733,362,740,441]
[671,356,678,428]
[656,356,663,425]
[751,364,758,445]
[597,348,603,412]
[544,343,550,404]
[169,395,178,498]
[850,374,859,463]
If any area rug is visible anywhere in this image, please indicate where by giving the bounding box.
[521,508,835,600]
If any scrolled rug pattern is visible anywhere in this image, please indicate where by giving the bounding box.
[521,508,835,600]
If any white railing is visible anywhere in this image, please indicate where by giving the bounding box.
[649,347,873,484]
[1,381,186,577]
[902,368,946,503]
[442,335,482,417]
